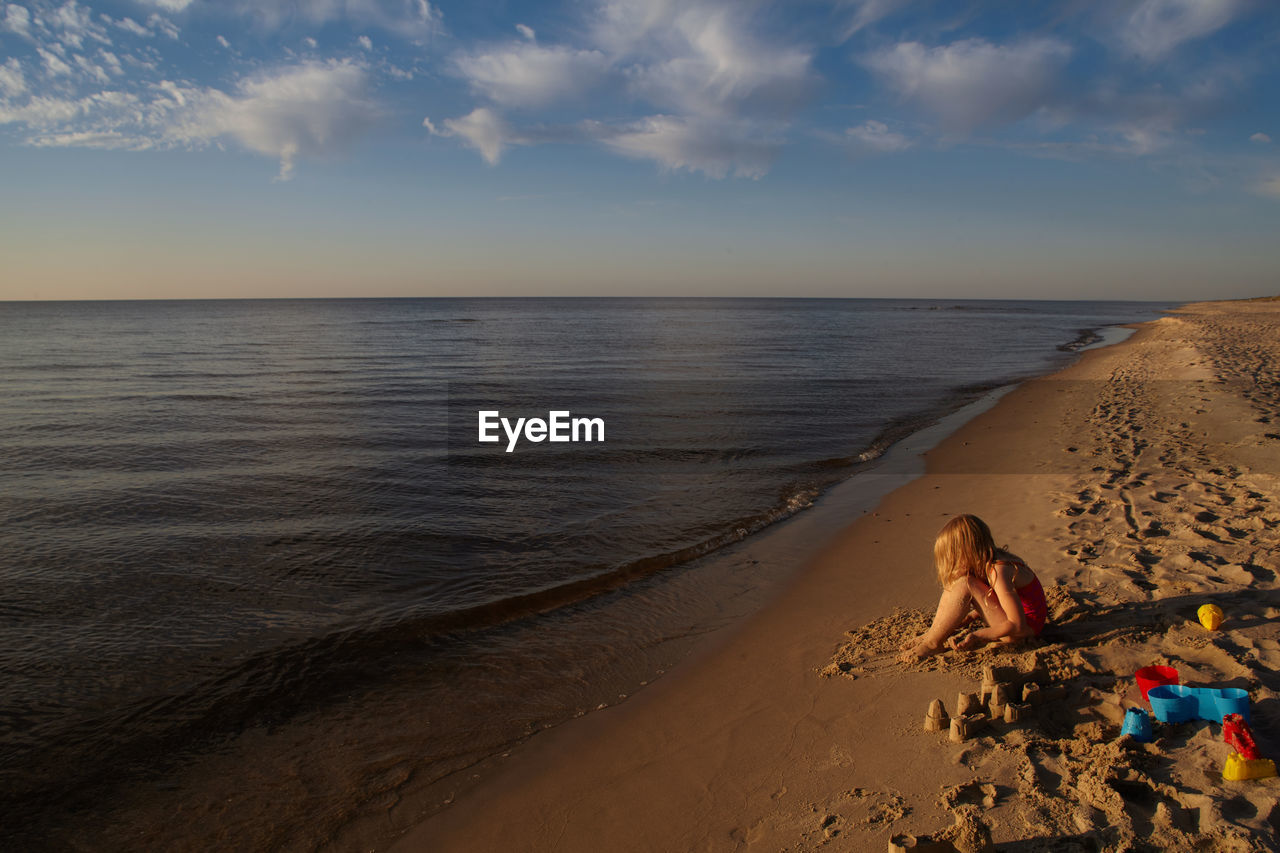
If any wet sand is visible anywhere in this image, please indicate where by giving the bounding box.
[391,298,1280,851]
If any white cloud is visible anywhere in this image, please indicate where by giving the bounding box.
[0,58,26,96]
[863,38,1072,133]
[357,35,373,50]
[156,79,186,106]
[1115,123,1170,155]
[1250,132,1271,144]
[1121,0,1245,61]
[170,61,384,180]
[28,129,153,148]
[0,93,90,126]
[0,18,387,179]
[588,0,668,52]
[216,34,230,48]
[3,5,32,38]
[838,0,913,41]
[38,47,73,76]
[72,53,110,84]
[19,24,123,85]
[1042,64,1242,159]
[845,119,912,153]
[302,37,318,49]
[600,1,815,119]
[0,88,189,144]
[147,13,179,39]
[223,0,441,38]
[124,52,158,71]
[435,107,517,165]
[140,0,195,10]
[454,42,610,107]
[115,17,151,37]
[98,50,123,76]
[47,0,112,49]
[598,114,778,178]
[442,0,816,177]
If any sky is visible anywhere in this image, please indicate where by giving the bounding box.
[1,0,1278,300]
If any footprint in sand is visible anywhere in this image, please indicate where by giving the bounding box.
[940,780,999,810]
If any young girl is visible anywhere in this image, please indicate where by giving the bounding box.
[900,514,1048,662]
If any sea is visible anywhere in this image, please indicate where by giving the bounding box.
[0,297,1174,850]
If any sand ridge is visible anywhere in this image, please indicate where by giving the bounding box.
[394,299,1280,853]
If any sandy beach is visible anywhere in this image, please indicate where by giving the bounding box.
[390,298,1280,852]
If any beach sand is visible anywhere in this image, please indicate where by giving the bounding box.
[390,298,1280,852]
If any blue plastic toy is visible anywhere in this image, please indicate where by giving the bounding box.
[1120,707,1153,742]
[1146,684,1249,724]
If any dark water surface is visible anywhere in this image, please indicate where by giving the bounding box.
[0,298,1172,849]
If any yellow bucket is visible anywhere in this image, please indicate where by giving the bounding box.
[1198,603,1224,631]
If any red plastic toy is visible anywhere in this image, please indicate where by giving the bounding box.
[1223,713,1261,760]
[1221,712,1276,781]
[1218,712,1259,758]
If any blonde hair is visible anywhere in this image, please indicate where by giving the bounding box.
[934,514,996,587]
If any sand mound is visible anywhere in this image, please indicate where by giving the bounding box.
[821,608,933,679]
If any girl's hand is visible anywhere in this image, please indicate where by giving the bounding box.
[900,639,943,662]
[948,633,982,652]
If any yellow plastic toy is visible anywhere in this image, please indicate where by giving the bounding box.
[1223,753,1277,781]
[1198,603,1224,631]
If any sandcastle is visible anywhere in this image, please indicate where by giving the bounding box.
[949,713,988,743]
[955,692,980,716]
[924,699,949,732]
[1003,701,1030,723]
[924,664,1058,741]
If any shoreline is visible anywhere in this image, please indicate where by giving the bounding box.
[389,298,1280,851]
[341,325,1124,849]
[317,319,1146,849]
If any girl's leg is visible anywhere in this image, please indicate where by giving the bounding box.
[963,576,1006,628]
[953,576,1020,649]
[903,576,1015,660]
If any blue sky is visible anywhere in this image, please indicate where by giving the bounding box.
[1,0,1278,299]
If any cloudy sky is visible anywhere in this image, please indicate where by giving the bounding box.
[1,0,1278,299]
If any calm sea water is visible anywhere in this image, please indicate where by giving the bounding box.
[0,298,1172,849]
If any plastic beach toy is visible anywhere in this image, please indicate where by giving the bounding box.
[1135,665,1179,702]
[1223,713,1261,759]
[1147,684,1249,724]
[1198,603,1224,631]
[1224,753,1277,781]
[1221,713,1277,781]
[1120,708,1153,742]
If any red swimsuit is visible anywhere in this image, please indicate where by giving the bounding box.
[1016,575,1049,635]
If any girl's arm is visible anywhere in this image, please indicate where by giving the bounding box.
[967,563,1028,641]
